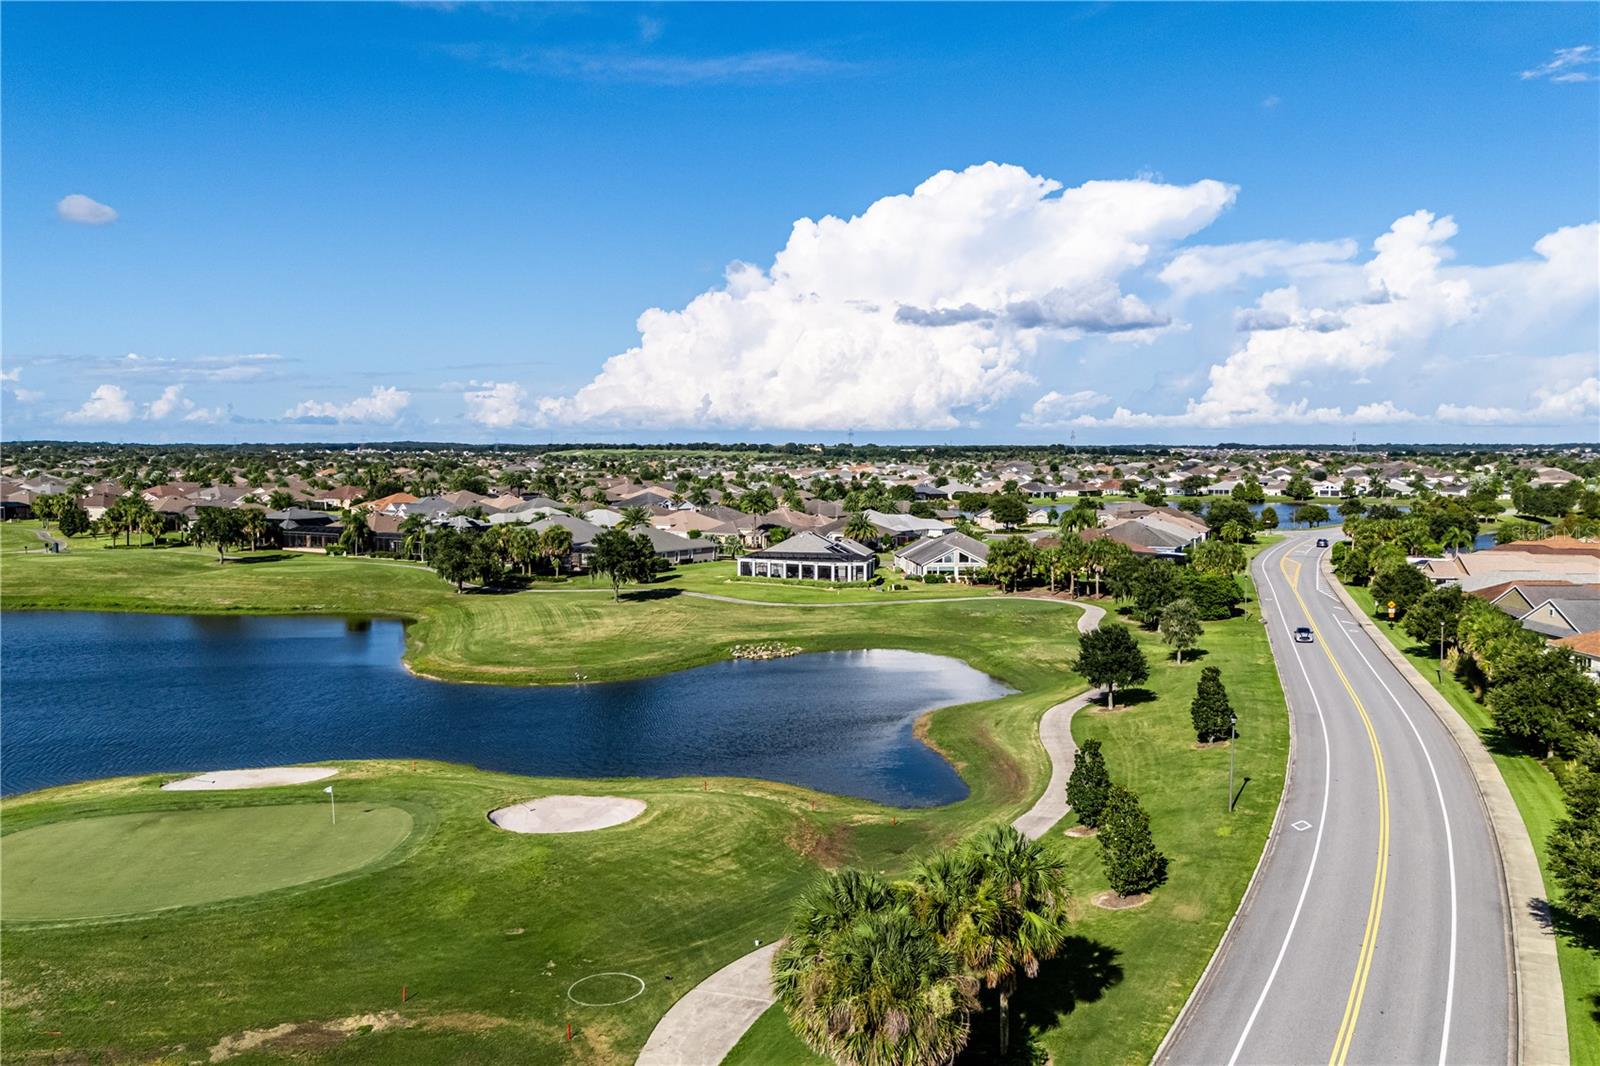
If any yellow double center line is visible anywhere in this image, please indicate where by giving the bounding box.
[1278,553,1390,1066]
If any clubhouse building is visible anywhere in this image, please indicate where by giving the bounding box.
[736,531,877,582]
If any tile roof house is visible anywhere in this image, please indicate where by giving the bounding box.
[1553,631,1600,677]
[359,491,419,513]
[736,531,877,582]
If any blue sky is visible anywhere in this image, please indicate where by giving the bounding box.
[3,2,1597,444]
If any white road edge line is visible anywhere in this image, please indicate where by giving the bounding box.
[1226,538,1334,1066]
[1321,569,1459,1066]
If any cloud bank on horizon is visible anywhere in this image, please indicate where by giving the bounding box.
[27,162,1600,439]
[504,162,1597,435]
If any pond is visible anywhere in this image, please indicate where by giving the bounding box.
[0,613,1012,806]
[1245,501,1348,529]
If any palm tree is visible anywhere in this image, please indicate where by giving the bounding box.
[1440,526,1472,554]
[506,524,539,575]
[337,509,370,556]
[540,524,573,575]
[142,511,164,547]
[400,514,430,562]
[619,505,651,530]
[1058,502,1099,536]
[843,511,878,545]
[1057,535,1089,597]
[774,870,977,1066]
[241,509,268,551]
[1085,537,1118,598]
[927,826,1071,1056]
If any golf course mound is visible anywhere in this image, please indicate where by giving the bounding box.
[0,803,414,921]
[488,795,645,834]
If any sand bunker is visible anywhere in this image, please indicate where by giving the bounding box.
[488,795,646,834]
[161,767,338,791]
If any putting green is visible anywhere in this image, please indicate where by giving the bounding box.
[0,803,413,921]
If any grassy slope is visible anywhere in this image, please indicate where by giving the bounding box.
[1346,584,1599,1062]
[0,530,1036,686]
[729,556,1290,1065]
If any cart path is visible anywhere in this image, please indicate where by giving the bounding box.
[634,599,1104,1065]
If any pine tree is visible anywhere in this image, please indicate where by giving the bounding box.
[1190,666,1234,743]
[1098,785,1167,897]
[1066,738,1112,829]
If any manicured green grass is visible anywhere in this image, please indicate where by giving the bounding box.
[1,524,1292,1065]
[0,527,1025,685]
[730,566,1290,1066]
[1346,583,1600,1062]
[0,802,415,921]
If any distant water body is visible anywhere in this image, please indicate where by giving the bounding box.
[0,612,1012,805]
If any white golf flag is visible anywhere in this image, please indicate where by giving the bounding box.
[324,785,334,793]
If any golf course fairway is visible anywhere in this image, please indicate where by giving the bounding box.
[0,803,414,921]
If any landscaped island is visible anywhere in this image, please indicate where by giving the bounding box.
[0,521,1288,1065]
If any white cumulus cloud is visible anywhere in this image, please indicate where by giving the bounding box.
[1436,375,1600,425]
[145,384,189,420]
[285,386,410,424]
[1159,238,1358,297]
[536,163,1237,430]
[63,384,136,423]
[1021,389,1111,426]
[1076,212,1599,429]
[56,193,119,225]
[463,381,528,428]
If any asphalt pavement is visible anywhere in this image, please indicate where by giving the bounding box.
[1159,531,1512,1066]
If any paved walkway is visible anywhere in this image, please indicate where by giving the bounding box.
[635,943,782,1066]
[633,599,1107,1064]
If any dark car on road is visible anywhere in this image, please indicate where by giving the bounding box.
[1293,626,1314,643]
[1315,537,1329,548]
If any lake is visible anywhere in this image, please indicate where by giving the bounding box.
[0,612,1012,805]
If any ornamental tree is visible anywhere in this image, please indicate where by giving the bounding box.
[1190,666,1234,743]
[1159,598,1203,663]
[1066,738,1112,829]
[1073,623,1149,710]
[1098,785,1168,897]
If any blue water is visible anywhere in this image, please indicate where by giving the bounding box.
[0,613,1012,805]
[1246,502,1345,529]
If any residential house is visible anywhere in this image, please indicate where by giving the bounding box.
[634,526,718,565]
[313,485,365,510]
[1515,587,1600,638]
[1554,631,1600,677]
[267,507,343,550]
[895,532,989,580]
[736,531,876,582]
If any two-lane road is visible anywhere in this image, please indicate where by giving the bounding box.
[1161,531,1512,1065]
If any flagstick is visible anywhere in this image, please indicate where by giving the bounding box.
[326,784,336,825]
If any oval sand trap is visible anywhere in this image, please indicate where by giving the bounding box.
[489,795,646,834]
[0,803,413,921]
[162,767,337,791]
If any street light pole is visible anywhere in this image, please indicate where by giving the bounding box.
[1228,713,1238,812]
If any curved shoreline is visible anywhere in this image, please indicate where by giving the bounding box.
[635,599,1103,1065]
